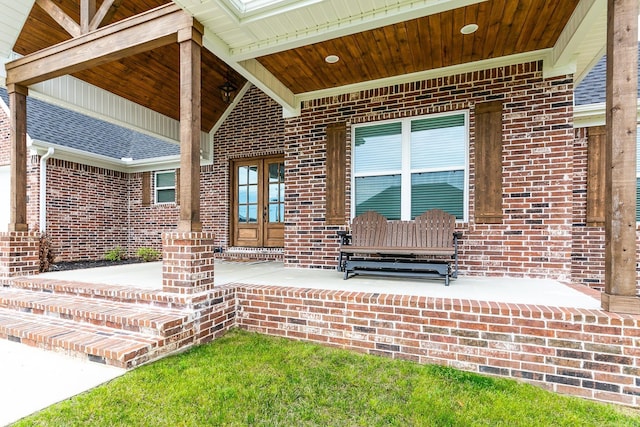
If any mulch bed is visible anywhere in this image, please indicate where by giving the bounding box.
[47,258,145,272]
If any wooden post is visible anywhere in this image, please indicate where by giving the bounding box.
[601,0,640,314]
[177,26,202,232]
[8,84,29,232]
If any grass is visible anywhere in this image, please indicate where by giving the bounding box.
[14,329,640,426]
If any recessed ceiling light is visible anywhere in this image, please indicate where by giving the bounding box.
[325,54,340,64]
[460,23,479,35]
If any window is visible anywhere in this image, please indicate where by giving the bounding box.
[353,112,468,221]
[155,170,176,204]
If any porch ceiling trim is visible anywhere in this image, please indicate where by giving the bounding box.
[545,0,606,78]
[5,3,197,87]
[225,0,489,61]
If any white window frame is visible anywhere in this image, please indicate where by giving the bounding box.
[351,110,469,222]
[155,170,176,205]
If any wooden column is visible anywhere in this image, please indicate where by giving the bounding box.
[602,0,640,313]
[8,84,29,232]
[177,27,202,232]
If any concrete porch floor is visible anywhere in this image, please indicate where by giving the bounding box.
[39,260,601,309]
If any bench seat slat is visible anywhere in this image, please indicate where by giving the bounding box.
[340,246,454,256]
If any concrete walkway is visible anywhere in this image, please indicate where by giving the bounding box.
[0,339,124,426]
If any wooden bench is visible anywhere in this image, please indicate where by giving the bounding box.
[337,210,462,285]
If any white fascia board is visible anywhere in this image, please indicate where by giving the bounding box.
[546,0,605,79]
[295,48,553,104]
[29,140,184,173]
[573,102,606,128]
[573,101,640,128]
[229,0,488,60]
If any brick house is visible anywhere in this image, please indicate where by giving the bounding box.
[2,0,640,407]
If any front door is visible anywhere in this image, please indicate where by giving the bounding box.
[232,156,285,247]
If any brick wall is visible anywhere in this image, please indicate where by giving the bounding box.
[45,159,129,260]
[285,62,575,279]
[236,284,640,407]
[127,171,178,253]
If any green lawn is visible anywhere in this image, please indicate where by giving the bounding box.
[14,329,640,426]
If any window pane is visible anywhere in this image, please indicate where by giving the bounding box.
[157,189,175,203]
[411,115,465,169]
[355,175,401,219]
[156,172,175,188]
[238,205,247,223]
[268,183,276,202]
[248,205,258,223]
[238,186,247,204]
[354,123,402,173]
[238,166,248,185]
[269,204,280,222]
[411,170,464,219]
[269,163,280,182]
[248,184,258,203]
[248,166,258,184]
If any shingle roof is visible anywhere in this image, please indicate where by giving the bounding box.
[575,45,640,106]
[0,87,179,161]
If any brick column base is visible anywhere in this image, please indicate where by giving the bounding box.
[0,231,40,284]
[162,232,215,294]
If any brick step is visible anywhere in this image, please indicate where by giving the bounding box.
[0,308,177,368]
[0,287,191,338]
[9,277,189,307]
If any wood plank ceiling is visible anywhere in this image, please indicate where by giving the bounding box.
[12,0,580,130]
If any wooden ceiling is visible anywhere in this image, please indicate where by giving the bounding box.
[13,0,246,132]
[12,0,581,129]
[257,0,581,94]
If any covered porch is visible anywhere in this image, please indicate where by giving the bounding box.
[1,0,640,409]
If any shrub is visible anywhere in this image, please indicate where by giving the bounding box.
[136,247,161,262]
[104,246,127,262]
[39,233,54,273]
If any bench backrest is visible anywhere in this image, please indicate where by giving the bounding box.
[350,209,455,249]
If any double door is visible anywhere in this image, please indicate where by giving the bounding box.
[232,156,284,247]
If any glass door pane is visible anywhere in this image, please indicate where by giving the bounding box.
[268,162,285,223]
[238,165,259,223]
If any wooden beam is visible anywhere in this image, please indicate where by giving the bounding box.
[35,0,81,38]
[602,0,640,314]
[90,0,123,31]
[178,27,203,232]
[80,0,96,34]
[8,84,29,232]
[6,4,199,87]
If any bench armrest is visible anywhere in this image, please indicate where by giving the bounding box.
[337,230,352,246]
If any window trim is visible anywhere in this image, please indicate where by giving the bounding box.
[154,170,176,205]
[351,110,469,222]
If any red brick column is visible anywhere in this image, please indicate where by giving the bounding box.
[0,231,39,284]
[162,232,214,294]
